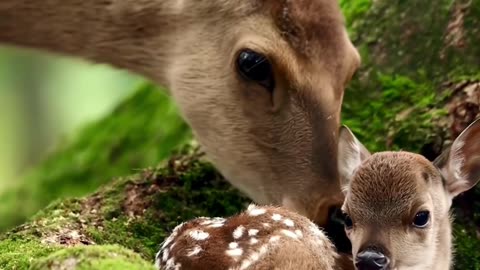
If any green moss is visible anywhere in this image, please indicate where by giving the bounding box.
[88,151,249,259]
[0,151,249,269]
[342,73,449,153]
[29,245,155,270]
[0,238,57,269]
[0,83,192,232]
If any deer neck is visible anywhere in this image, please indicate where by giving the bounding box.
[0,0,187,88]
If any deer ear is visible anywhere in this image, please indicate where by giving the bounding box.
[434,118,480,198]
[338,125,371,194]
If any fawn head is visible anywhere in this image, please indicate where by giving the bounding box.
[337,118,480,270]
[170,0,360,224]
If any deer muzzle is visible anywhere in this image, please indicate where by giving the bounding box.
[355,249,390,270]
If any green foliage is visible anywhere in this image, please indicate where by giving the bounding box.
[452,223,480,269]
[0,83,192,232]
[340,0,372,37]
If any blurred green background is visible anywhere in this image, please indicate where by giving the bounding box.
[0,47,143,193]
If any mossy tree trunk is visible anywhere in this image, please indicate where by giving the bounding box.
[1,0,479,269]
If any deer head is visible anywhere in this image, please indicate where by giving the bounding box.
[167,0,360,225]
[0,0,360,226]
[337,118,480,270]
[155,204,354,270]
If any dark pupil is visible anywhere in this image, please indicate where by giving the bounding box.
[237,50,273,88]
[343,213,353,228]
[413,211,430,227]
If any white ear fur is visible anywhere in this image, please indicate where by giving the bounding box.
[435,118,480,198]
[337,125,371,194]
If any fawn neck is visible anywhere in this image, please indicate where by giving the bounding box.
[435,215,452,270]
[0,0,182,87]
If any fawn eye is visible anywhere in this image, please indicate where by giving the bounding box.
[412,211,430,228]
[236,49,275,91]
[343,213,353,229]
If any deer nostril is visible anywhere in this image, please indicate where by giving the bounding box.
[355,250,390,270]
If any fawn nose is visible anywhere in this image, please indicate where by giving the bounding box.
[355,250,390,270]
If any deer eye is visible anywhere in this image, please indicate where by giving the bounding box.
[412,211,430,228]
[236,49,275,91]
[343,213,353,229]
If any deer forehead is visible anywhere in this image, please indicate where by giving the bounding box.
[262,0,346,55]
[345,152,440,218]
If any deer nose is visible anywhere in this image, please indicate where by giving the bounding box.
[355,250,390,270]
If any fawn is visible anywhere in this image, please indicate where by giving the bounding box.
[337,118,480,270]
[0,0,360,226]
[155,204,353,270]
[156,118,480,270]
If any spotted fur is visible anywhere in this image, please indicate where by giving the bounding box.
[155,204,351,270]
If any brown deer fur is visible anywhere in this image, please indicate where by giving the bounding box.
[0,0,360,225]
[337,118,480,270]
[156,204,354,270]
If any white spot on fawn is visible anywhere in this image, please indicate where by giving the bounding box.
[240,259,253,270]
[310,225,324,237]
[226,248,243,257]
[161,222,185,249]
[229,242,239,249]
[262,223,271,228]
[258,244,268,255]
[248,207,267,217]
[165,258,175,269]
[249,252,260,262]
[189,230,209,241]
[295,229,303,238]
[281,229,298,239]
[272,214,282,221]
[162,249,169,262]
[248,229,259,236]
[269,235,281,243]
[239,252,261,269]
[249,238,259,245]
[187,246,202,257]
[233,225,245,239]
[208,223,224,228]
[283,219,294,227]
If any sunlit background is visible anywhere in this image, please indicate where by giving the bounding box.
[0,46,144,193]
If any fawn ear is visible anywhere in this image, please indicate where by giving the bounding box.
[338,125,371,194]
[434,118,480,198]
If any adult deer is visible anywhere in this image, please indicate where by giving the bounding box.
[0,0,360,225]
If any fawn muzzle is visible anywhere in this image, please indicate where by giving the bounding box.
[355,249,390,270]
